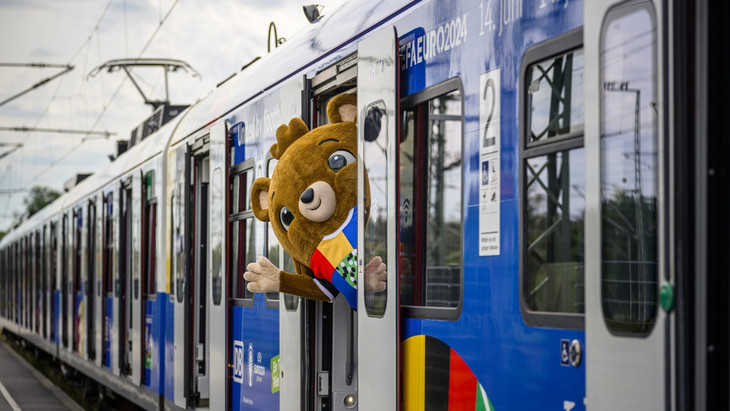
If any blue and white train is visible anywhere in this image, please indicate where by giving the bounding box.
[1,0,727,409]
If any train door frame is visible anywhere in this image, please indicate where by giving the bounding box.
[209,120,227,411]
[584,1,671,408]
[186,137,211,407]
[306,52,360,411]
[50,219,58,350]
[62,212,69,349]
[118,177,134,377]
[102,190,114,369]
[87,197,97,362]
[172,143,189,408]
[72,205,84,355]
[130,170,142,386]
[140,167,158,386]
[42,225,48,339]
[35,229,42,335]
[356,26,400,410]
[272,75,307,411]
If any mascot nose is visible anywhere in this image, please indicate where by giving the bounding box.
[300,188,314,204]
[298,181,336,222]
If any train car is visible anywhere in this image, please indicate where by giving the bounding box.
[0,0,728,410]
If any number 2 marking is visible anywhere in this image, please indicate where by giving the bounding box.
[483,77,496,147]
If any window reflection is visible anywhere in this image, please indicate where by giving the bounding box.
[400,88,462,312]
[525,149,585,313]
[600,3,658,335]
[528,49,584,144]
[363,103,389,317]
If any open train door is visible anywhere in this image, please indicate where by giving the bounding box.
[276,76,306,411]
[357,26,400,410]
[584,1,672,409]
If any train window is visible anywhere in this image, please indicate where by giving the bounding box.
[400,78,464,320]
[212,167,223,306]
[520,29,585,329]
[527,53,585,146]
[600,2,658,336]
[173,183,184,303]
[142,171,157,297]
[229,161,255,304]
[169,190,176,300]
[263,157,298,310]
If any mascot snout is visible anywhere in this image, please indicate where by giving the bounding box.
[299,181,336,222]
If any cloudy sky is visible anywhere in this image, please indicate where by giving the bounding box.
[0,0,342,231]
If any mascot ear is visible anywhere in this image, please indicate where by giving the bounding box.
[251,177,272,222]
[271,118,309,159]
[327,94,357,124]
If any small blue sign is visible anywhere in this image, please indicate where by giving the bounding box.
[560,339,570,366]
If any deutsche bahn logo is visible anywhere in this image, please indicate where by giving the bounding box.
[233,340,244,384]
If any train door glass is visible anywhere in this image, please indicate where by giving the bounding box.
[73,207,82,353]
[87,200,96,360]
[172,145,188,407]
[188,153,210,406]
[50,222,57,343]
[585,1,666,407]
[357,26,400,410]
[103,192,114,368]
[36,230,42,334]
[24,236,29,328]
[1,249,3,318]
[42,226,47,338]
[119,183,133,375]
[141,170,157,384]
[62,214,68,347]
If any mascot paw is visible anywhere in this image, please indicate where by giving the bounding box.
[364,256,387,292]
[244,256,281,293]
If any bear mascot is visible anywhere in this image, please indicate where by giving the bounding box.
[244,94,386,309]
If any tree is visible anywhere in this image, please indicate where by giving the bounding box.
[20,186,61,220]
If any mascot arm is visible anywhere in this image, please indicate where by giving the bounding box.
[279,260,337,302]
[245,256,335,302]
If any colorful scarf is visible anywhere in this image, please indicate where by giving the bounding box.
[309,206,358,309]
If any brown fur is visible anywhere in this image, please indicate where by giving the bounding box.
[249,94,366,301]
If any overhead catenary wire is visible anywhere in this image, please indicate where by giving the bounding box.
[24,0,182,187]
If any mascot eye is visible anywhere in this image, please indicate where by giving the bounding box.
[279,207,295,230]
[328,150,356,172]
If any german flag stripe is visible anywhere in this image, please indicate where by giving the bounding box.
[308,248,334,282]
[402,335,495,411]
[448,348,477,407]
[424,335,450,408]
[403,335,425,411]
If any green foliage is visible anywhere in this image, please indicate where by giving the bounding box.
[23,186,61,217]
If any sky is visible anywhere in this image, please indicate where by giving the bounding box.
[0,0,343,231]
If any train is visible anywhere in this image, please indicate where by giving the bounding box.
[0,0,727,410]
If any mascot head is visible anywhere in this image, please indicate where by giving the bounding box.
[250,94,368,267]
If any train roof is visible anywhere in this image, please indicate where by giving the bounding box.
[0,0,415,248]
[170,0,414,144]
[0,114,183,248]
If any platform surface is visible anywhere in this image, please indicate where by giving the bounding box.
[0,339,83,411]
